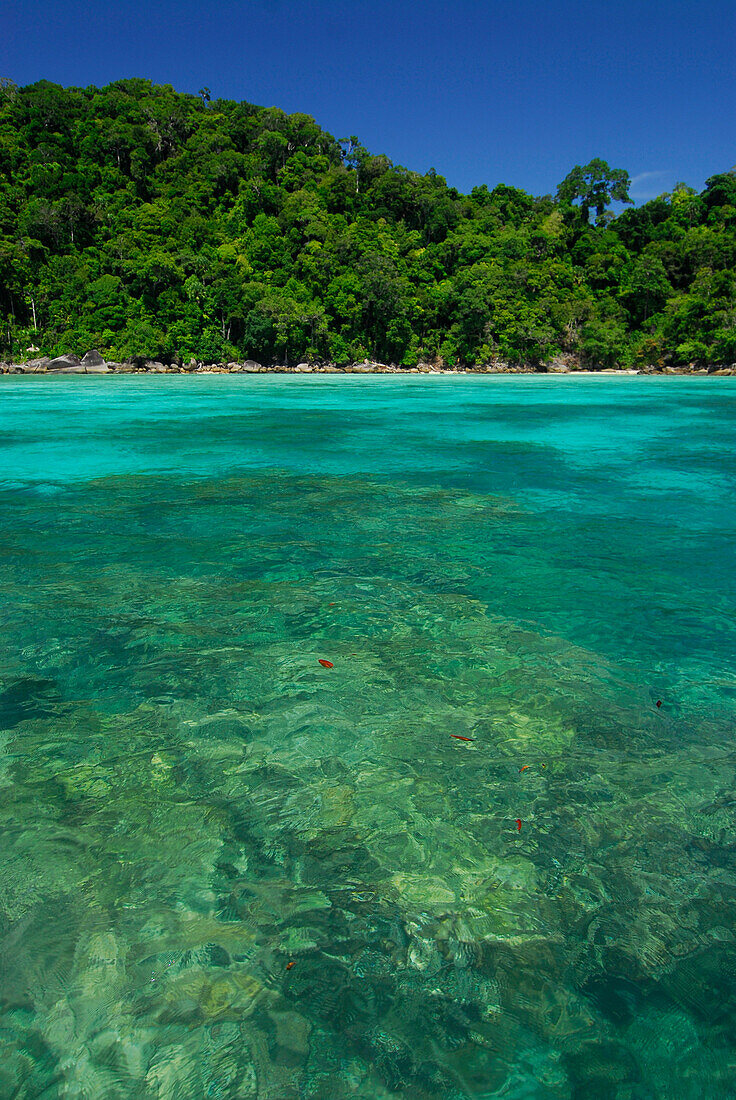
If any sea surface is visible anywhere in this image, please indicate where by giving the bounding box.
[1,374,735,1099]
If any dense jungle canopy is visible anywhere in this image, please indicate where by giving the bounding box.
[0,78,734,367]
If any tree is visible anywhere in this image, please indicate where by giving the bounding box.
[619,254,673,324]
[557,159,632,226]
[339,136,370,193]
[0,77,18,102]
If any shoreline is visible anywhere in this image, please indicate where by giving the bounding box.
[2,354,735,378]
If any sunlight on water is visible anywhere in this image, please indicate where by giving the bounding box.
[1,375,735,1098]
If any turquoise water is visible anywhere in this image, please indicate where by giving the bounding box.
[1,375,735,1099]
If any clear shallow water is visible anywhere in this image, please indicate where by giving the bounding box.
[1,374,735,1099]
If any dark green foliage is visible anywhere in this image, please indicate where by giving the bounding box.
[1,79,734,367]
[556,158,632,227]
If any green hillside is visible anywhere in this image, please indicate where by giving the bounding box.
[1,78,734,367]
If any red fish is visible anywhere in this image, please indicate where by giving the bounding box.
[450,735,474,742]
[515,819,522,832]
[656,700,662,708]
[318,659,334,668]
[286,961,295,971]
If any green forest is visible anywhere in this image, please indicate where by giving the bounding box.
[1,78,735,368]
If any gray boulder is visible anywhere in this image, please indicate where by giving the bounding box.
[81,349,106,367]
[13,360,45,373]
[242,360,263,372]
[48,353,83,372]
[144,360,168,372]
[546,356,570,374]
[294,362,313,372]
[350,362,377,373]
[22,356,52,373]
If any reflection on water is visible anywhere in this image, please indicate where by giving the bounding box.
[1,377,735,1098]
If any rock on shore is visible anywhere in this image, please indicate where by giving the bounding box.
[1,350,734,376]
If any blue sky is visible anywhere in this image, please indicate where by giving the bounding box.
[3,0,734,200]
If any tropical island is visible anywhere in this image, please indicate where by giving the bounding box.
[1,78,734,374]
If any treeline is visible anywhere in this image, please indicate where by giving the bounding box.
[0,78,734,368]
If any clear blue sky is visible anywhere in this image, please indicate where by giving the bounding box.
[3,0,734,200]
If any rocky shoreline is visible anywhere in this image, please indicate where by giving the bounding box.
[2,351,734,376]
